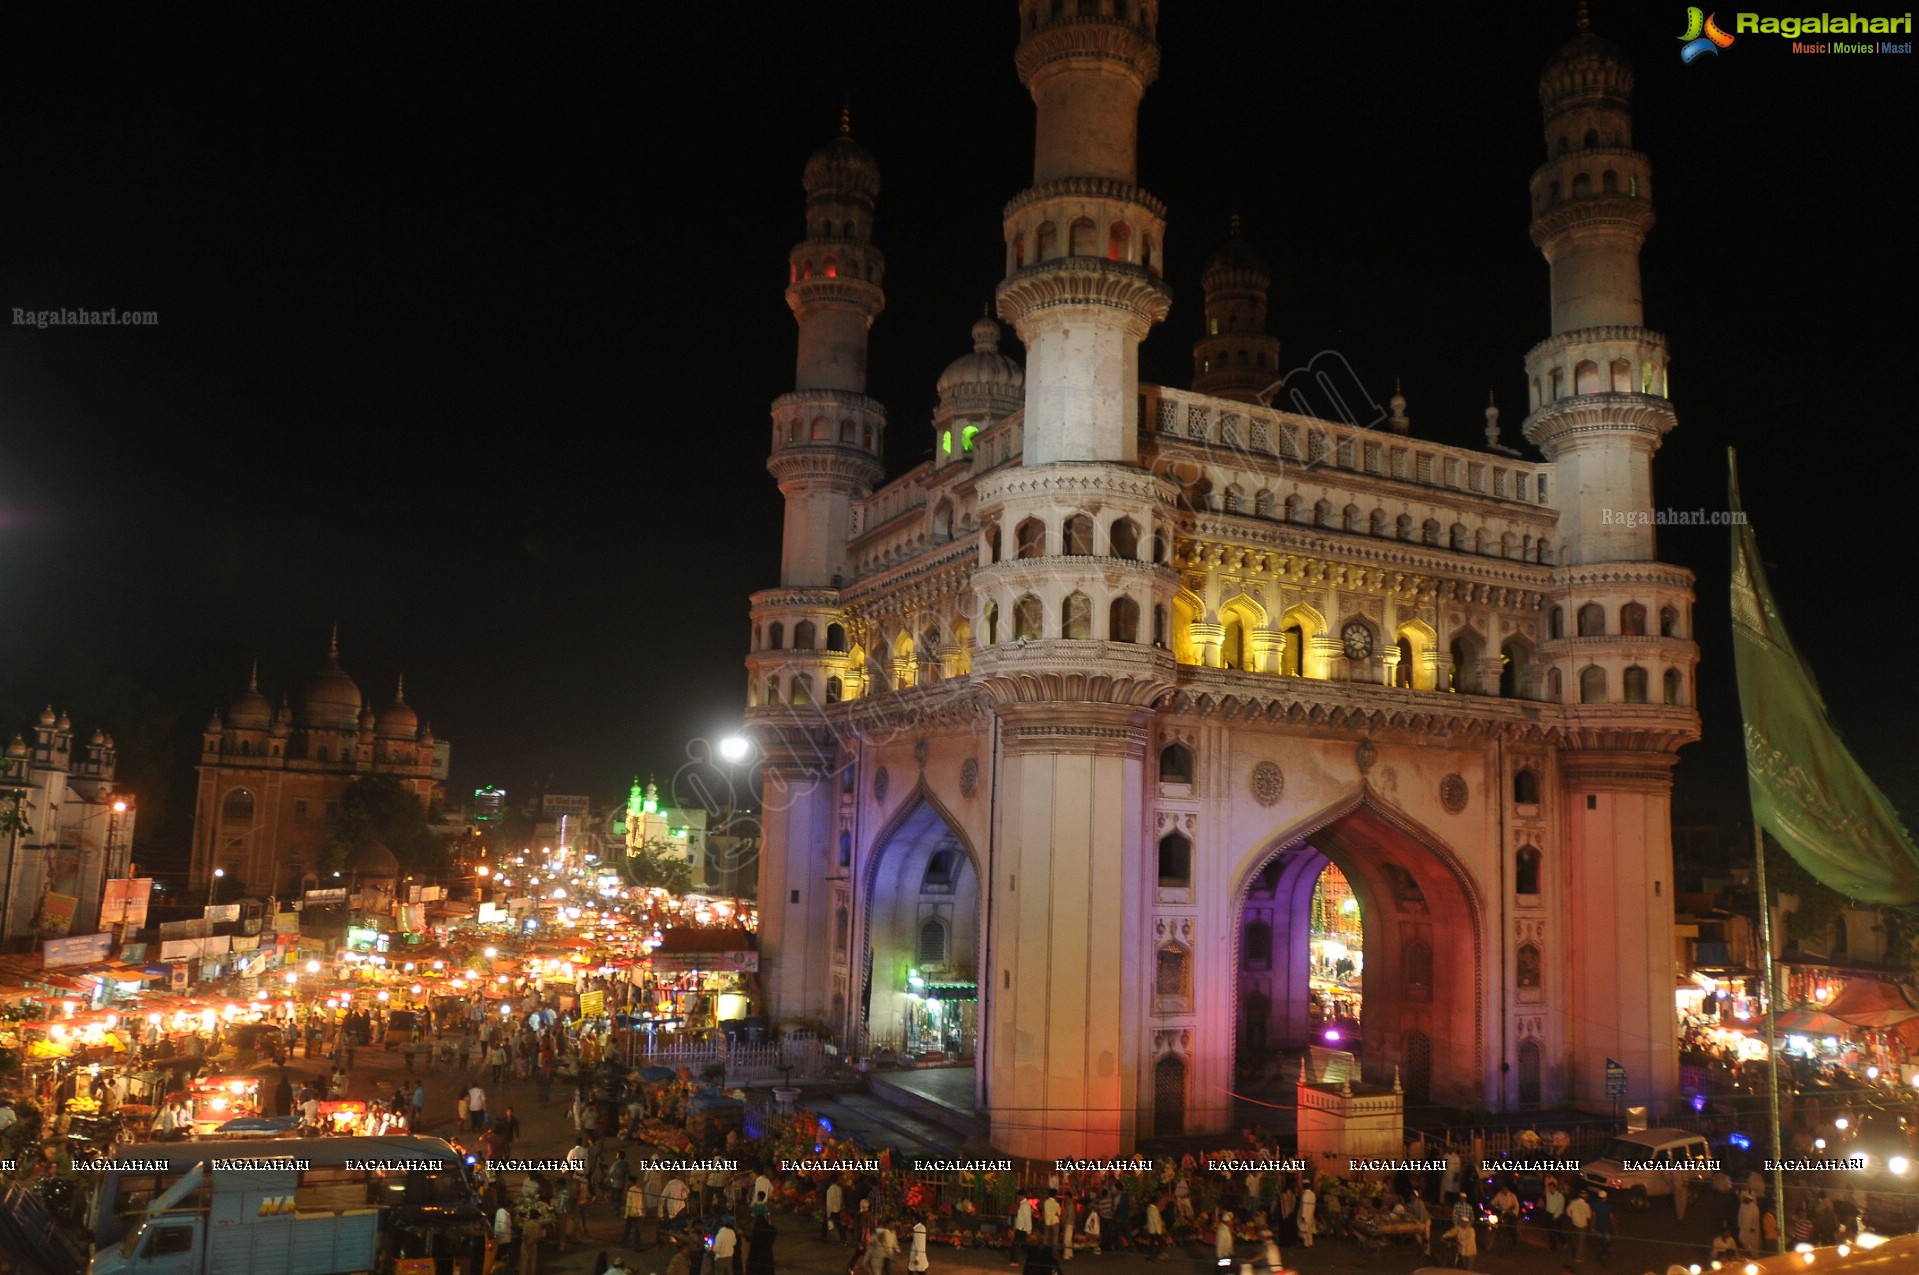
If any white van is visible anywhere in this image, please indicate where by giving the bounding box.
[1577,1128,1719,1206]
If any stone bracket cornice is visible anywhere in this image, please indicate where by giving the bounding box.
[785,276,885,318]
[1529,196,1656,247]
[1520,394,1677,451]
[767,448,884,489]
[973,641,1177,711]
[1524,326,1668,364]
[1546,561,1697,591]
[1002,176,1168,222]
[1163,668,1699,751]
[749,586,842,612]
[1014,20,1160,87]
[976,461,1179,512]
[772,389,888,419]
[996,258,1172,332]
[1177,531,1553,603]
[841,544,977,613]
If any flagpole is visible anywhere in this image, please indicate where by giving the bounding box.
[1753,821,1786,1254]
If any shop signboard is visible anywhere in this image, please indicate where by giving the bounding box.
[159,918,211,940]
[121,942,148,962]
[171,963,190,990]
[647,950,759,973]
[101,877,155,927]
[160,935,232,961]
[205,903,241,923]
[579,989,605,1016]
[542,794,590,819]
[478,902,503,923]
[276,911,300,933]
[44,931,113,968]
[304,887,348,905]
[38,893,78,937]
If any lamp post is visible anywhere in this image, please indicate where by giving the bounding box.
[208,866,224,908]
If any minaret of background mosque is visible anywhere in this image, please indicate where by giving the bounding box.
[972,0,1177,1157]
[750,115,887,1023]
[1523,11,1696,1112]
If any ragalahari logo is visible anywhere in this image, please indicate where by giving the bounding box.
[1680,8,1737,61]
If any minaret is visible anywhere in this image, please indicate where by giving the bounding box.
[1192,215,1282,404]
[1523,11,1697,1123]
[1520,9,1674,564]
[767,110,887,588]
[995,0,1171,464]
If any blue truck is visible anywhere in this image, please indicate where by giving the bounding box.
[84,1136,484,1275]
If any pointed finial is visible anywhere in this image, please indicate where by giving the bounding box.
[328,623,340,660]
[840,99,852,136]
[1393,1065,1403,1094]
[1298,1057,1309,1084]
[1484,391,1503,448]
[1340,1076,1353,1098]
[248,658,260,693]
[1229,209,1243,239]
[1576,0,1590,30]
[1387,378,1410,434]
[395,674,407,704]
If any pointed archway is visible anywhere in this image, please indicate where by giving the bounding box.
[856,792,984,1061]
[1231,787,1486,1109]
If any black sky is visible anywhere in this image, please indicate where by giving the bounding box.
[1,4,1913,862]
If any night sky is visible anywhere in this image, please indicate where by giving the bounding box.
[2,5,1912,867]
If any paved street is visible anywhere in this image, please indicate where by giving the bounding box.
[278,1041,1754,1275]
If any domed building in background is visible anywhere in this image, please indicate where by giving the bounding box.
[189,631,450,897]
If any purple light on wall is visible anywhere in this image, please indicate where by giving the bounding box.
[1325,1028,1340,1042]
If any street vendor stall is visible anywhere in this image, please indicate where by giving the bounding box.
[186,1074,260,1131]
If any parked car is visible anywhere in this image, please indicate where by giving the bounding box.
[1578,1128,1717,1208]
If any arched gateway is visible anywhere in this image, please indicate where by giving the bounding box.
[1232,790,1485,1109]
[856,794,983,1062]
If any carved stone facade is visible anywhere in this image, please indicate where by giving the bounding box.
[750,6,1697,1156]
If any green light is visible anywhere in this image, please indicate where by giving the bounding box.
[643,798,657,815]
[961,425,979,452]
[941,429,952,456]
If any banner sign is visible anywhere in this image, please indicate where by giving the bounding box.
[579,988,605,1016]
[101,878,155,927]
[39,893,78,938]
[43,931,113,968]
[205,903,241,922]
[160,935,232,960]
[304,888,347,905]
[159,918,211,940]
[647,950,759,973]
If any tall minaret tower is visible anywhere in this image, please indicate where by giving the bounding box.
[1523,13,1697,1120]
[995,0,1171,464]
[973,0,1179,1159]
[1520,11,1674,564]
[768,114,886,587]
[751,119,888,1029]
[1192,214,1282,404]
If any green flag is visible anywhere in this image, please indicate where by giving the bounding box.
[1730,449,1919,903]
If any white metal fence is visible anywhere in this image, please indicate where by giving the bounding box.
[635,1036,836,1083]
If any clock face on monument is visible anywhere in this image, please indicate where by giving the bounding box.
[1342,623,1373,660]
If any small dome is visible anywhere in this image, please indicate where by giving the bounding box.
[343,839,400,879]
[297,636,364,730]
[37,706,55,727]
[937,317,1025,399]
[226,679,271,730]
[1540,29,1633,115]
[376,677,419,740]
[803,131,880,198]
[8,734,28,758]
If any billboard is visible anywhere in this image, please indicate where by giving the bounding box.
[542,794,590,819]
[101,878,155,927]
[44,932,113,968]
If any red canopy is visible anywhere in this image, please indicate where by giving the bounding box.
[1823,979,1919,1028]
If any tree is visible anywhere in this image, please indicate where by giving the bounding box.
[624,837,693,896]
[324,775,448,878]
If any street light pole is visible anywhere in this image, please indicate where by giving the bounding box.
[208,867,224,908]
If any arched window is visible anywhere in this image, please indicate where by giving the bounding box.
[1394,636,1414,688]
[834,906,849,954]
[1548,668,1563,701]
[1035,221,1057,260]
[1314,499,1334,527]
[1156,943,1190,998]
[1422,518,1441,546]
[764,676,779,704]
[1622,665,1649,703]
[1153,604,1168,649]
[1550,606,1565,639]
[923,850,958,892]
[1222,484,1245,514]
[1062,514,1094,555]
[1153,1052,1186,1137]
[1107,221,1131,261]
[1396,513,1414,540]
[1157,831,1191,886]
[791,674,814,705]
[1013,233,1025,268]
[985,522,1002,562]
[1068,216,1096,256]
[1513,768,1541,805]
[1344,504,1363,532]
[1158,742,1194,784]
[221,788,254,824]
[1062,591,1093,640]
[984,601,1000,646]
[1220,614,1246,670]
[918,918,949,965]
[1577,603,1605,636]
[1449,523,1469,550]
[1516,845,1542,895]
[1254,489,1277,519]
[1602,169,1618,193]
[1243,919,1273,970]
[839,830,853,865]
[1015,517,1046,559]
[1283,494,1303,523]
[1572,172,1592,198]
[1369,509,1389,537]
[1110,596,1140,644]
[793,620,817,650]
[1517,942,1543,989]
[1500,638,1532,698]
[1403,938,1434,1003]
[1450,632,1483,694]
[1620,602,1647,636]
[316,745,330,761]
[1660,606,1679,638]
[768,621,785,650]
[1579,665,1607,703]
[1109,518,1140,559]
[825,677,842,703]
[1664,668,1682,705]
[1013,594,1044,641]
[1282,624,1305,677]
[931,498,953,541]
[826,623,847,651]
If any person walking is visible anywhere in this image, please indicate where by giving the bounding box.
[1141,1197,1165,1262]
[712,1217,739,1275]
[468,1082,488,1132]
[907,1218,928,1275]
[1736,1191,1761,1256]
[1565,1190,1592,1264]
[1296,1186,1315,1249]
[411,1080,427,1130]
[1213,1213,1234,1271]
[490,1042,509,1087]
[519,1213,546,1275]
[1441,1213,1478,1271]
[1543,1179,1567,1250]
[1010,1196,1033,1266]
[623,1176,650,1248]
[1042,1192,1062,1256]
[826,1179,845,1244]
[1591,1190,1615,1261]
